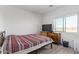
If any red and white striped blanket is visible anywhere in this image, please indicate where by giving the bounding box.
[6,34,52,53]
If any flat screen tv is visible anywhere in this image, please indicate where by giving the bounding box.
[42,24,52,32]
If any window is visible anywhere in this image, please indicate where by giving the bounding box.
[55,18,64,32]
[55,15,77,32]
[66,16,77,32]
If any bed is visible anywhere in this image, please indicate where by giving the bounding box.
[0,31,53,54]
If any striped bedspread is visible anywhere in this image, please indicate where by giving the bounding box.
[6,34,52,53]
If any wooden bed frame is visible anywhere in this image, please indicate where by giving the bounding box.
[0,31,53,54]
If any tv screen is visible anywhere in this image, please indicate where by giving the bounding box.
[42,24,52,32]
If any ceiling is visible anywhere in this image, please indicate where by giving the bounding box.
[13,5,62,14]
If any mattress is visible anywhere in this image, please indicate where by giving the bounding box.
[6,34,52,54]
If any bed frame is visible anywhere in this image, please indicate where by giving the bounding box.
[0,31,53,54]
[0,31,7,54]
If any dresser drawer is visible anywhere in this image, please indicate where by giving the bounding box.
[40,32,61,44]
[48,32,61,44]
[40,32,48,36]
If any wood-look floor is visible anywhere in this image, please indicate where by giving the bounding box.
[0,44,78,54]
[30,44,75,54]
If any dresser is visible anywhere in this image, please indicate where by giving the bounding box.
[40,32,61,44]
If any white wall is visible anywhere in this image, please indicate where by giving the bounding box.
[3,6,42,35]
[0,6,5,32]
[42,6,79,51]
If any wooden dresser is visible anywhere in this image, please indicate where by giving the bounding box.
[40,32,61,44]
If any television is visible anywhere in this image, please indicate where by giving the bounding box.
[42,24,52,32]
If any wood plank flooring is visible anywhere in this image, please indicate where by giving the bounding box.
[0,44,78,54]
[30,44,75,54]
